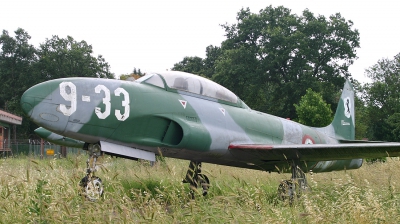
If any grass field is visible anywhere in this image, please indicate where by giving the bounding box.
[0,155,400,223]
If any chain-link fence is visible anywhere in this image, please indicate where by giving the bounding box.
[3,139,85,158]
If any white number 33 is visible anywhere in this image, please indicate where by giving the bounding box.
[60,82,130,121]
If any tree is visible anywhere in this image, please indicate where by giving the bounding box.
[37,35,114,80]
[203,45,221,78]
[120,73,141,80]
[294,88,333,127]
[171,56,204,75]
[351,79,369,140]
[386,113,400,141]
[363,53,400,141]
[0,28,39,138]
[171,45,221,78]
[213,6,360,119]
[1,29,115,138]
[0,28,38,113]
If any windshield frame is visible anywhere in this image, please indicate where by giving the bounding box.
[156,71,238,104]
[136,73,166,89]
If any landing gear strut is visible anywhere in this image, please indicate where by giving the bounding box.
[183,161,210,199]
[278,161,309,202]
[80,143,104,201]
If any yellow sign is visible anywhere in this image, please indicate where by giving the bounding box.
[46,149,55,155]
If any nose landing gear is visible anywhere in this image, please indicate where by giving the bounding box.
[80,143,104,201]
[183,161,210,199]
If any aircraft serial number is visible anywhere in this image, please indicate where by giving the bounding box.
[59,82,130,121]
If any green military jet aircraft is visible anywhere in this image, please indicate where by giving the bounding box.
[21,71,400,200]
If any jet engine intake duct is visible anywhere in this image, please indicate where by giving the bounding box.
[162,120,183,145]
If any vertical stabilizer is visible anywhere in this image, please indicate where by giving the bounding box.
[329,80,355,140]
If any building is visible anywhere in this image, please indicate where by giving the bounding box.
[0,110,22,155]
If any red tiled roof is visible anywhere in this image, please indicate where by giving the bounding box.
[0,110,22,125]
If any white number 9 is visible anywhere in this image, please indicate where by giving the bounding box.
[59,82,77,116]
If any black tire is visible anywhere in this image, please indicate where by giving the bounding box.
[80,176,104,201]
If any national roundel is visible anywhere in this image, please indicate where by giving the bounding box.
[302,135,315,144]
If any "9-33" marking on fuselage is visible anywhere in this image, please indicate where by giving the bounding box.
[59,82,130,121]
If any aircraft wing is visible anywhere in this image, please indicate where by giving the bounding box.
[228,142,400,162]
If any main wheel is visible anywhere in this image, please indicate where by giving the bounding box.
[197,174,210,196]
[278,180,296,201]
[80,176,104,201]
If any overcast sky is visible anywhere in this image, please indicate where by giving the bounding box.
[2,0,399,83]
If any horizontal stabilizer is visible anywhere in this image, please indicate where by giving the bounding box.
[229,142,400,162]
[338,139,386,144]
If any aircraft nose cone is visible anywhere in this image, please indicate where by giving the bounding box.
[20,80,70,134]
[21,90,34,117]
[20,83,52,117]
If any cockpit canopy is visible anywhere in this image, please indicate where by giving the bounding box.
[137,71,238,104]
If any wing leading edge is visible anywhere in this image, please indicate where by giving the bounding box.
[228,142,400,162]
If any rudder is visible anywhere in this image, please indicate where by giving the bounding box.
[329,80,355,140]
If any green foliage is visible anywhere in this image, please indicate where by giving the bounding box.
[120,72,142,81]
[203,45,221,78]
[0,28,114,138]
[173,6,360,119]
[171,45,221,78]
[119,74,130,80]
[345,79,369,140]
[0,28,38,113]
[386,113,400,140]
[365,157,387,164]
[28,179,51,218]
[294,88,333,127]
[132,67,143,76]
[38,35,114,79]
[172,56,204,75]
[213,6,359,118]
[363,53,400,141]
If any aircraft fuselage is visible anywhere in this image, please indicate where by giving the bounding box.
[21,72,362,173]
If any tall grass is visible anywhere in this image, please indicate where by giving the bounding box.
[0,155,399,223]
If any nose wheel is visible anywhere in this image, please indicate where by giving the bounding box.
[80,176,104,201]
[80,143,104,201]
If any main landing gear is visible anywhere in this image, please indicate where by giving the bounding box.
[183,161,210,199]
[80,143,104,201]
[278,161,309,202]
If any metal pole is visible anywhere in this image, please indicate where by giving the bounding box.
[40,138,44,159]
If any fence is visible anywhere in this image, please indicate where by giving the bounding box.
[3,139,84,158]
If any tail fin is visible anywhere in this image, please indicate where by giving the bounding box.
[329,80,355,140]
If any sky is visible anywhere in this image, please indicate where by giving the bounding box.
[1,0,399,83]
